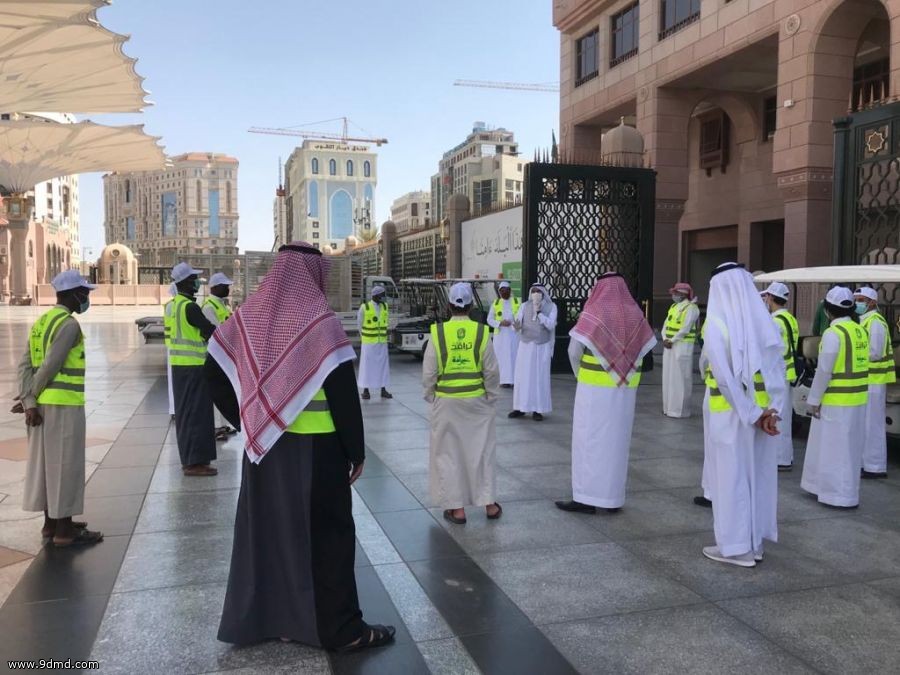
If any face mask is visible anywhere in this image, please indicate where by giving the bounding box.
[193,279,201,293]
[855,302,868,315]
[74,294,90,314]
[373,295,384,304]
[672,295,684,303]
[530,292,542,304]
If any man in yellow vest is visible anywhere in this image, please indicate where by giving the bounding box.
[167,262,218,476]
[15,270,103,547]
[855,286,895,479]
[801,287,869,508]
[357,285,391,400]
[662,282,700,418]
[761,282,800,471]
[487,281,520,388]
[424,282,501,524]
[202,272,237,440]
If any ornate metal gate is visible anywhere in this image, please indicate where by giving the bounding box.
[523,162,656,370]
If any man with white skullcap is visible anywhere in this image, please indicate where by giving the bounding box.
[14,270,103,547]
[801,286,869,507]
[202,272,237,440]
[487,281,520,387]
[424,282,501,524]
[854,286,894,478]
[357,285,392,400]
[760,282,800,470]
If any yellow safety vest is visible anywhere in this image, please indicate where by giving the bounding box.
[773,309,799,381]
[29,307,86,406]
[702,319,769,413]
[577,352,641,388]
[430,320,489,398]
[493,298,521,323]
[361,302,389,344]
[285,389,336,434]
[861,312,896,385]
[203,295,232,324]
[664,302,697,343]
[821,322,869,406]
[166,294,207,366]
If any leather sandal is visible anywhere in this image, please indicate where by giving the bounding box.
[443,509,467,525]
[334,624,396,652]
[486,503,503,520]
[53,528,104,548]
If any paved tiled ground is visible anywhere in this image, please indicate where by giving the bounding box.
[1,306,899,674]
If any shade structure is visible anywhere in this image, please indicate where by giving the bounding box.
[0,119,166,194]
[0,0,150,113]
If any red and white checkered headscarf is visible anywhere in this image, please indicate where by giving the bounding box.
[570,273,657,386]
[208,243,355,463]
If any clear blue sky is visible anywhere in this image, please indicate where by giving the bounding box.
[78,0,560,256]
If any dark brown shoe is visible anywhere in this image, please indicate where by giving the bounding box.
[183,465,218,476]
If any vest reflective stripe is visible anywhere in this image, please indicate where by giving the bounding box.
[203,296,232,324]
[577,353,641,388]
[168,295,207,366]
[701,319,769,413]
[431,320,489,398]
[663,303,696,342]
[361,302,389,344]
[822,323,869,406]
[861,313,896,385]
[285,389,336,434]
[773,310,799,381]
[29,307,86,406]
[493,298,521,323]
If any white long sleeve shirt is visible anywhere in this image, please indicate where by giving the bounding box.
[861,310,887,362]
[487,298,516,329]
[703,318,763,427]
[669,301,700,343]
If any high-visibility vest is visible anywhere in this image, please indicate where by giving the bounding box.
[773,309,799,381]
[861,312,896,385]
[821,322,869,406]
[577,353,641,388]
[430,319,489,398]
[202,295,232,324]
[166,294,207,366]
[702,318,769,413]
[663,302,697,343]
[285,389,336,434]
[361,302,389,344]
[29,307,85,406]
[493,297,520,323]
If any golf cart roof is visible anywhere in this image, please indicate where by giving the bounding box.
[754,265,900,284]
[398,278,498,285]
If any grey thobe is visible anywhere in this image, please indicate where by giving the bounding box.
[423,318,500,509]
[17,310,86,519]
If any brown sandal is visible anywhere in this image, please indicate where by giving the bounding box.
[443,509,467,525]
[52,528,104,548]
[486,503,503,520]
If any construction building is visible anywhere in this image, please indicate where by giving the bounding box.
[390,190,432,233]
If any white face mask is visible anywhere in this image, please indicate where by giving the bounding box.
[530,292,543,304]
[672,294,684,303]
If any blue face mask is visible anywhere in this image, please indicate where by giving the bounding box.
[855,302,868,315]
[74,293,90,314]
[193,278,202,293]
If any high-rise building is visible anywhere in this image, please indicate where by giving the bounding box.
[431,122,525,222]
[102,152,239,266]
[284,140,377,250]
[390,190,431,233]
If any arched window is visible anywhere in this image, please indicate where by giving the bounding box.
[364,161,371,178]
[226,182,233,213]
[311,158,319,174]
[308,180,319,217]
[329,159,337,176]
[196,180,202,211]
[330,190,353,239]
[346,160,354,176]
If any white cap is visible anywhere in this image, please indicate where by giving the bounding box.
[825,286,854,308]
[763,282,790,301]
[209,272,233,287]
[171,262,202,283]
[51,269,96,292]
[449,282,473,308]
[498,281,511,289]
[371,285,386,298]
[854,286,878,301]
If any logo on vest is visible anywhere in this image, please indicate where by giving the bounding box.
[456,328,466,339]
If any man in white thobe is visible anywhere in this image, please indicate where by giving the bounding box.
[202,272,237,440]
[856,287,894,479]
[801,287,869,507]
[662,282,700,418]
[701,263,783,568]
[761,282,800,471]
[509,284,556,421]
[556,273,656,515]
[487,281,520,388]
[358,285,392,400]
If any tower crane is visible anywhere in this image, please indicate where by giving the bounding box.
[248,117,388,146]
[453,79,559,93]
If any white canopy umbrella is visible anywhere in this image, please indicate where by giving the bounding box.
[0,1,149,113]
[0,119,166,193]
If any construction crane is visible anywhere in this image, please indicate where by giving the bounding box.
[248,117,388,146]
[453,79,559,93]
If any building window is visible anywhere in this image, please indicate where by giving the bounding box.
[308,180,319,217]
[853,57,889,110]
[196,180,202,210]
[364,160,371,177]
[312,158,319,174]
[329,159,337,175]
[611,3,639,67]
[659,0,700,40]
[346,160,354,176]
[575,28,599,86]
[312,221,319,228]
[699,110,729,175]
[312,232,319,239]
[225,181,232,212]
[762,95,777,141]
[411,203,418,217]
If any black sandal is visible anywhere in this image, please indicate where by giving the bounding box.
[334,624,396,652]
[443,509,467,525]
[52,528,104,548]
[486,503,503,520]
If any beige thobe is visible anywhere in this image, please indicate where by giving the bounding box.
[424,318,500,509]
[17,310,87,518]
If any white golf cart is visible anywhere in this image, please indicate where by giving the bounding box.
[754,265,900,438]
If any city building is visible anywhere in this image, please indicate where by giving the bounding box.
[284,140,377,250]
[553,0,896,302]
[102,152,239,266]
[431,122,525,222]
[390,190,431,233]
